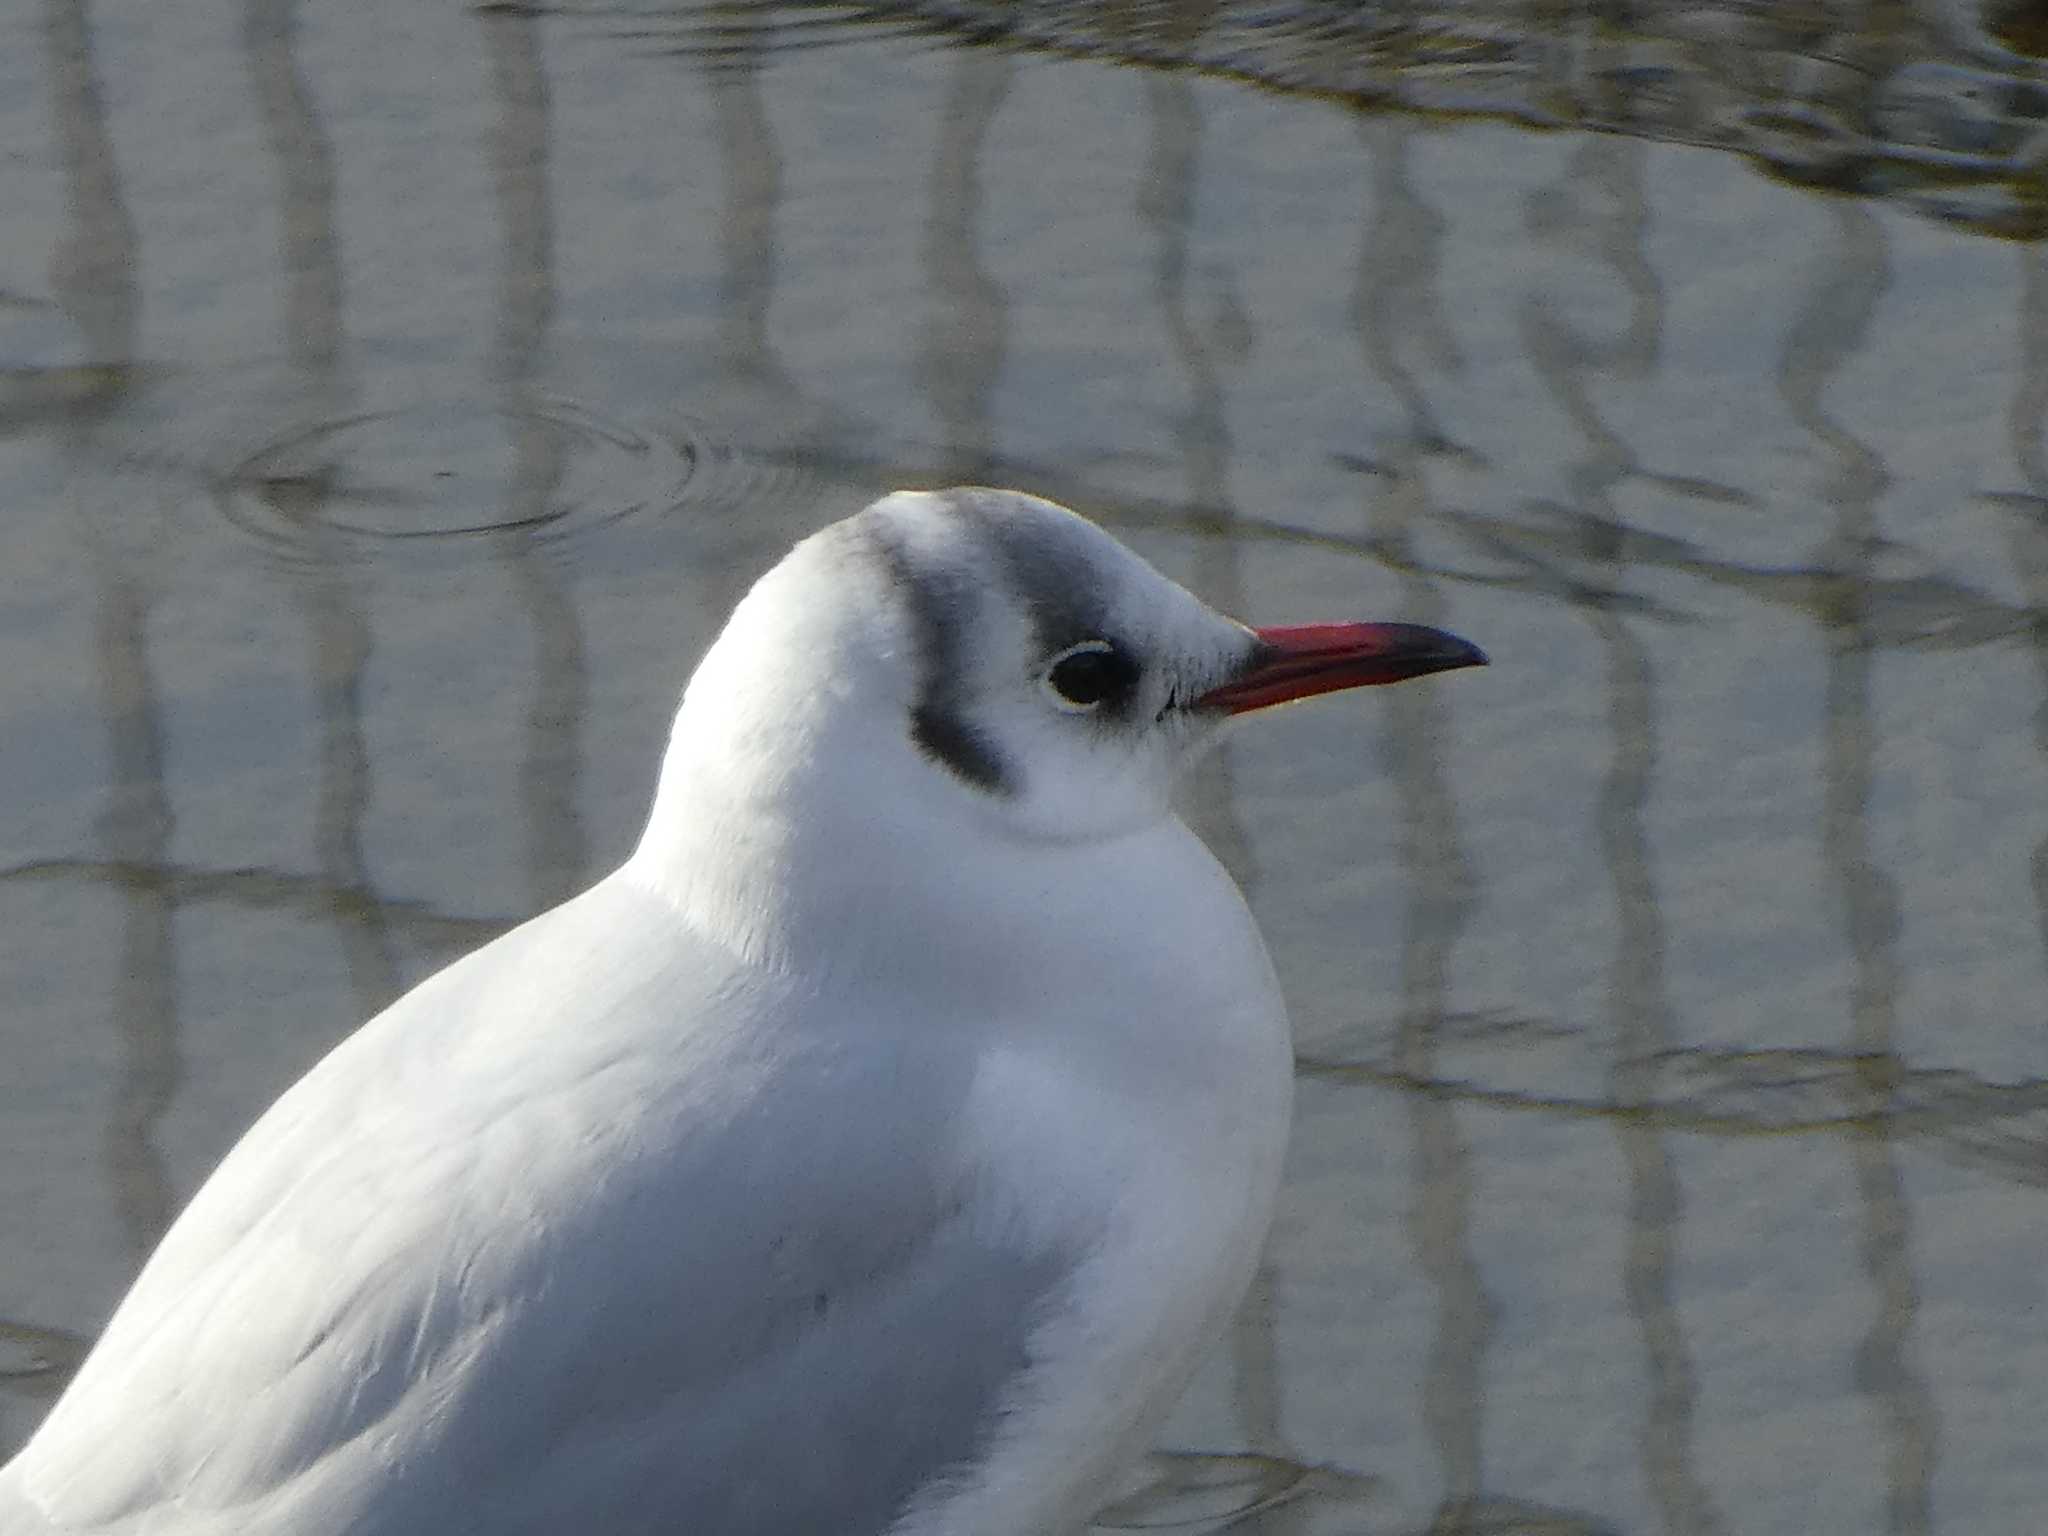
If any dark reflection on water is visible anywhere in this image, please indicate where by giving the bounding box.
[0,1323,90,1403]
[86,552,178,1259]
[244,0,342,381]
[1787,202,1936,1536]
[47,0,178,1262]
[1094,1451,1620,1533]
[636,0,2048,238]
[1357,117,1493,1534]
[0,856,512,955]
[708,14,792,403]
[1353,119,1462,461]
[484,7,593,911]
[245,0,407,1019]
[1095,1449,1379,1531]
[44,0,135,370]
[917,47,1012,485]
[1298,1050,2048,1191]
[1522,132,1726,1536]
[2010,251,2048,971]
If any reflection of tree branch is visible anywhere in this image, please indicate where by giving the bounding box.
[50,0,173,1262]
[1517,129,1718,1536]
[1296,1046,2048,1185]
[484,7,591,913]
[1352,112,1492,1521]
[0,1321,93,1401]
[1444,501,2038,647]
[2003,247,2048,998]
[0,856,512,949]
[916,48,1012,485]
[1786,193,1935,1536]
[1091,1449,1377,1531]
[1092,1450,1619,1533]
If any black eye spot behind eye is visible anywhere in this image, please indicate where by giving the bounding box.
[1047,641,1138,710]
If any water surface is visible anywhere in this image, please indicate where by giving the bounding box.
[3,3,2046,1532]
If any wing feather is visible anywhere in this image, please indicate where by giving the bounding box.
[7,877,1076,1536]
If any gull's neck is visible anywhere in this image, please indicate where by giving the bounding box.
[627,706,1099,989]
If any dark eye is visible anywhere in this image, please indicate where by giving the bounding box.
[1045,640,1135,711]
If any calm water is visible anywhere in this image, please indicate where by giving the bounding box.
[4,2,2047,1532]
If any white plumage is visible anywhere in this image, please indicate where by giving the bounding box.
[0,488,1482,1535]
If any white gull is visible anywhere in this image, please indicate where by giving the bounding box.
[0,487,1484,1536]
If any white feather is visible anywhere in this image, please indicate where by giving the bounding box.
[0,490,1297,1536]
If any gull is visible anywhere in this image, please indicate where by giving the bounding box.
[0,487,1484,1536]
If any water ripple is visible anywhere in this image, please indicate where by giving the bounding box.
[214,390,701,560]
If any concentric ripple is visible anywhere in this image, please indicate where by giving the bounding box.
[215,390,701,560]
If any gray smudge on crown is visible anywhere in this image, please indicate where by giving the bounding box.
[938,489,1147,726]
[940,488,1113,660]
[853,490,1135,793]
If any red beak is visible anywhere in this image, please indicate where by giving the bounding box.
[1196,622,1487,715]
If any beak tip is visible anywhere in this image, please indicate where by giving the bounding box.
[1372,623,1489,677]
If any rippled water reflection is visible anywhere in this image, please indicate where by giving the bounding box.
[3,2,2045,1532]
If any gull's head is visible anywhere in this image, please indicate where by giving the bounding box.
[641,488,1486,857]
